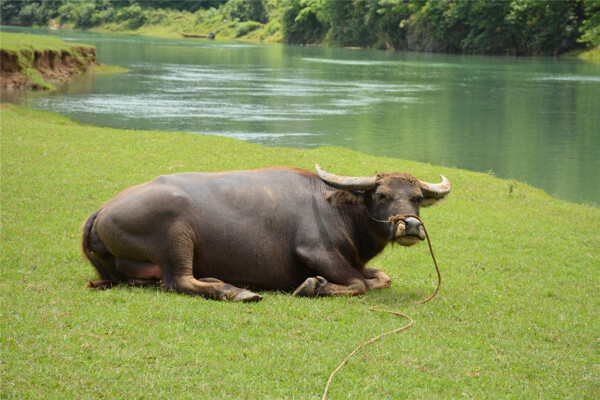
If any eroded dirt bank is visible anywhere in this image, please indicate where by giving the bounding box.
[1,46,97,89]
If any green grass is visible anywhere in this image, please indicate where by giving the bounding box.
[0,32,92,53]
[1,105,599,399]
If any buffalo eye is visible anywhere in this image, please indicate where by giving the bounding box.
[417,196,425,204]
[376,192,390,202]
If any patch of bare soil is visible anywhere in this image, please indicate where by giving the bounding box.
[0,47,97,89]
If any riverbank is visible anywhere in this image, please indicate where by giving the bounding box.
[2,104,598,398]
[563,45,600,63]
[66,18,600,64]
[0,32,101,90]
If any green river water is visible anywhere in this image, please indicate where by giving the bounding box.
[2,26,599,205]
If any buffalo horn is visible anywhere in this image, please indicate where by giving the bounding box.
[419,175,452,198]
[315,164,377,191]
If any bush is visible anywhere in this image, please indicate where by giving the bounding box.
[146,8,168,25]
[225,0,268,23]
[114,4,147,30]
[234,20,262,37]
[195,7,220,24]
[57,1,106,29]
[282,0,329,45]
[580,0,600,46]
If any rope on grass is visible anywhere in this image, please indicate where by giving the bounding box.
[321,214,442,399]
[321,308,414,400]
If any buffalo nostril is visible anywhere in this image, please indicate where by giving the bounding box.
[403,217,425,240]
[404,217,421,231]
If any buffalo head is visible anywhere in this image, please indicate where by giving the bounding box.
[315,164,451,246]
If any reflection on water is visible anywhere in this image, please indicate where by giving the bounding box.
[1,26,599,205]
[35,63,430,124]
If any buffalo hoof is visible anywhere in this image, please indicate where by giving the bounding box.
[86,280,118,290]
[232,289,263,302]
[293,276,327,297]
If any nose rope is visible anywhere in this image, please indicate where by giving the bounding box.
[365,208,442,304]
[411,214,442,304]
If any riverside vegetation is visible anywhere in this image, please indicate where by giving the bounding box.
[1,105,598,398]
[1,0,599,59]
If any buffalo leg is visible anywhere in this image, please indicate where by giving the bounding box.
[86,280,118,290]
[293,276,367,297]
[159,229,262,302]
[167,275,262,302]
[362,268,392,290]
[116,258,162,279]
[127,279,161,287]
[293,246,368,297]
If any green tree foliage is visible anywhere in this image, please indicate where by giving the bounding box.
[302,0,598,55]
[380,0,591,55]
[1,0,598,55]
[0,0,220,28]
[324,0,371,47]
[0,0,62,26]
[142,0,226,12]
[224,0,268,23]
[366,0,412,50]
[580,0,600,46]
[282,0,329,45]
[505,0,583,55]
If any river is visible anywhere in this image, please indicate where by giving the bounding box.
[2,26,599,205]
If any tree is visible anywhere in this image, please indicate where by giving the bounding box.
[282,0,329,45]
[458,1,514,54]
[140,1,225,12]
[225,0,268,23]
[0,0,62,26]
[365,0,411,50]
[506,0,582,55]
[579,0,600,46]
[323,0,378,47]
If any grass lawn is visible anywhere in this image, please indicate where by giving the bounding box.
[0,32,93,53]
[1,105,598,399]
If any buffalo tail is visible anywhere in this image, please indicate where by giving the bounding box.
[81,208,117,288]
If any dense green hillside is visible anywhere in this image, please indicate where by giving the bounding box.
[1,0,599,56]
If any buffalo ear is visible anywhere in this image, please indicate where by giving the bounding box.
[325,190,364,206]
[420,196,444,208]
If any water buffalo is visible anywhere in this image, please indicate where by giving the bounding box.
[82,164,451,302]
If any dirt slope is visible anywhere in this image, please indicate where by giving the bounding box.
[1,46,97,89]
